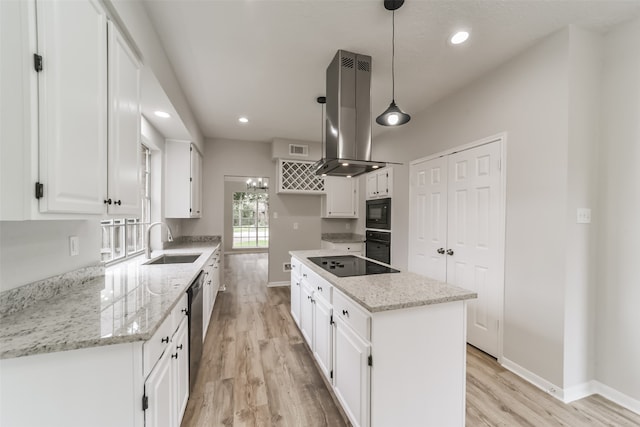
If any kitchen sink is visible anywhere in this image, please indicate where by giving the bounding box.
[144,254,201,265]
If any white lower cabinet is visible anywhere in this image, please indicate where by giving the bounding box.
[172,319,190,425]
[312,294,333,381]
[290,269,301,327]
[333,316,371,427]
[300,280,314,346]
[144,345,173,427]
[203,247,221,338]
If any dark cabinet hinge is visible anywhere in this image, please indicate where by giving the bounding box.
[368,355,372,366]
[330,314,333,325]
[35,182,44,199]
[330,370,333,379]
[190,177,193,182]
[34,54,43,72]
[142,394,148,411]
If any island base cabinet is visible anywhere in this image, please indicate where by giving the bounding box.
[370,301,467,427]
[334,318,371,427]
[312,295,333,382]
[290,270,301,327]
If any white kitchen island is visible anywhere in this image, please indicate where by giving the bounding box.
[290,250,477,427]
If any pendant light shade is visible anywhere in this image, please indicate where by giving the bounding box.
[376,0,410,127]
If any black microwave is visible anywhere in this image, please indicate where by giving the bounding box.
[366,198,391,230]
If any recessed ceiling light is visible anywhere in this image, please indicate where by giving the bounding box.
[154,111,171,118]
[238,117,249,123]
[450,31,470,45]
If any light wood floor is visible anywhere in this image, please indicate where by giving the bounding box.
[182,253,640,427]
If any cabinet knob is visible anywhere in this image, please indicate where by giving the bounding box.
[317,286,323,292]
[303,273,307,278]
[104,198,112,205]
[161,336,169,343]
[115,200,122,206]
[182,308,188,315]
[342,309,349,317]
[176,344,183,350]
[171,353,178,359]
[446,249,454,256]
[437,248,445,254]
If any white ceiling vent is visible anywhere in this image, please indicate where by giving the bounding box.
[289,144,308,157]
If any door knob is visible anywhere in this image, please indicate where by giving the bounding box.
[447,249,454,256]
[437,248,445,254]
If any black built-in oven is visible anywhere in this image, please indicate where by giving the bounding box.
[365,230,391,264]
[366,197,391,230]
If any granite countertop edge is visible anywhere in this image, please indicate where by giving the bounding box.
[0,238,222,360]
[289,250,477,313]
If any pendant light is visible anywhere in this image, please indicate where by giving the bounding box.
[376,0,411,127]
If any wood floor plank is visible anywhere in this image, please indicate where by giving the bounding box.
[182,253,640,427]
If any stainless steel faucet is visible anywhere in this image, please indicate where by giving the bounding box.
[146,222,174,259]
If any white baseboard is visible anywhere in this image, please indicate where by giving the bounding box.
[501,357,565,401]
[267,281,289,288]
[501,358,640,415]
[592,381,640,415]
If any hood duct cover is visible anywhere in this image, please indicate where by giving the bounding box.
[314,50,387,177]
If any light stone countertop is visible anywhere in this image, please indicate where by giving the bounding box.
[320,233,365,243]
[289,250,476,313]
[0,240,220,360]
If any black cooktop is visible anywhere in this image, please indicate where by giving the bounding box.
[308,255,400,277]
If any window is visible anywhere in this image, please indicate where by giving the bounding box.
[101,145,151,262]
[232,191,269,249]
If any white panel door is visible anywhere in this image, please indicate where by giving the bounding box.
[107,21,141,215]
[446,142,501,356]
[36,0,107,214]
[409,156,448,282]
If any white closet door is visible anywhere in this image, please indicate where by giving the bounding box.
[409,156,448,282]
[446,142,501,356]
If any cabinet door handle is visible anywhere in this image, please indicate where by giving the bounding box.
[342,309,349,317]
[176,344,183,350]
[317,286,322,292]
[437,248,445,254]
[171,353,178,359]
[114,200,122,206]
[104,198,112,205]
[161,336,169,343]
[447,249,454,256]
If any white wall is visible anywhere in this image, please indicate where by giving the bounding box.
[373,29,571,386]
[181,138,322,284]
[563,26,602,391]
[0,220,101,292]
[596,17,640,402]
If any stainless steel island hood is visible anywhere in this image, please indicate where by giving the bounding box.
[313,50,387,177]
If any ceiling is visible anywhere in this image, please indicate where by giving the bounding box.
[142,0,640,143]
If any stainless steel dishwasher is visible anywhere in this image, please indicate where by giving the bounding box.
[187,270,204,391]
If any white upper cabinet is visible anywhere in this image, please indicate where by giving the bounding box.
[0,0,142,219]
[106,21,141,215]
[36,0,108,214]
[165,141,203,218]
[365,167,393,200]
[322,176,358,218]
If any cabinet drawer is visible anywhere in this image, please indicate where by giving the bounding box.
[333,289,370,341]
[143,315,174,378]
[301,265,332,303]
[331,242,363,253]
[171,293,189,335]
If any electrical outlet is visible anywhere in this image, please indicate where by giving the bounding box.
[345,222,351,230]
[283,263,292,272]
[577,208,591,224]
[293,222,299,230]
[69,236,79,256]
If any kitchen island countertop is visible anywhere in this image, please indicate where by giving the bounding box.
[0,239,221,359]
[289,250,476,313]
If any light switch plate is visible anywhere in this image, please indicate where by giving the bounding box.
[577,208,591,224]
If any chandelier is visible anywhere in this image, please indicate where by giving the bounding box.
[246,177,269,191]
